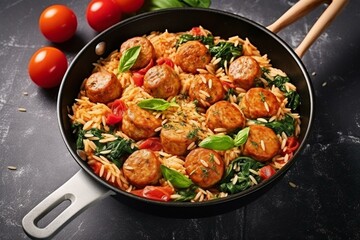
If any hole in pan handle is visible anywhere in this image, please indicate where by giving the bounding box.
[267,0,348,58]
[22,170,114,239]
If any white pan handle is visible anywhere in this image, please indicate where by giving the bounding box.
[22,170,114,239]
[267,0,348,58]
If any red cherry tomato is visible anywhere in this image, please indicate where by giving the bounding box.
[258,165,276,180]
[106,99,127,125]
[131,186,174,202]
[283,136,300,154]
[28,47,68,88]
[156,57,174,68]
[114,0,144,13]
[132,72,144,87]
[86,0,122,32]
[139,137,163,151]
[39,5,77,43]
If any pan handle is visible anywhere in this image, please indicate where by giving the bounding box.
[22,170,114,239]
[267,0,348,58]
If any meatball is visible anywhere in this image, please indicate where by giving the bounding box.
[185,148,224,189]
[243,125,281,162]
[189,74,225,108]
[84,71,122,103]
[143,64,181,99]
[160,122,197,156]
[123,149,161,188]
[240,87,280,119]
[175,40,211,73]
[205,100,245,134]
[120,37,155,70]
[228,56,261,90]
[121,104,162,141]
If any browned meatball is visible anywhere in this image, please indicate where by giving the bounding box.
[84,71,122,103]
[143,64,181,99]
[123,149,161,188]
[240,87,280,119]
[189,74,225,108]
[205,100,245,134]
[175,41,211,74]
[243,125,281,162]
[160,122,197,156]
[121,104,162,141]
[120,37,155,70]
[185,148,224,189]
[228,56,261,90]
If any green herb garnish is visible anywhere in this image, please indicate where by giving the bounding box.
[137,98,179,111]
[161,165,193,188]
[118,45,141,73]
[199,127,250,151]
[199,134,235,151]
[233,127,250,146]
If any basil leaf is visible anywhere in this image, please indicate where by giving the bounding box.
[118,45,141,73]
[181,0,211,8]
[161,165,193,188]
[199,135,234,151]
[137,98,178,111]
[233,127,250,147]
[147,0,185,10]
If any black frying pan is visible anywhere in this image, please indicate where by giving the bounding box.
[22,1,347,238]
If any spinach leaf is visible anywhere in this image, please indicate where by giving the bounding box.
[118,45,141,73]
[137,98,178,111]
[161,165,193,188]
[72,123,85,149]
[174,186,198,202]
[209,41,242,68]
[199,135,235,151]
[219,156,264,194]
[260,114,295,136]
[176,34,215,48]
[265,75,301,111]
[105,138,136,167]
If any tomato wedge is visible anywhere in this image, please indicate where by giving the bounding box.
[136,58,154,75]
[283,136,300,155]
[132,72,144,87]
[138,137,162,151]
[156,57,174,68]
[258,165,276,180]
[106,99,127,125]
[131,186,174,202]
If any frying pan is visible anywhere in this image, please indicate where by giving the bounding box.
[22,0,347,238]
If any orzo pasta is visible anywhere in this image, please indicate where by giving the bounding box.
[69,26,301,202]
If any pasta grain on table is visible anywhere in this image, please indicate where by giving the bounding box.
[69,26,301,202]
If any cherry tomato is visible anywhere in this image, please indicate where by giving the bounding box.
[39,5,77,43]
[139,137,163,151]
[131,186,174,202]
[258,165,276,180]
[156,57,174,68]
[283,137,300,155]
[132,72,144,87]
[106,99,127,125]
[114,0,144,14]
[28,47,68,88]
[86,0,122,32]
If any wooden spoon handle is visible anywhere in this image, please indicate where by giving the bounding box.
[267,0,348,58]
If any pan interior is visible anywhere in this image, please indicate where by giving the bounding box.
[57,8,313,210]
